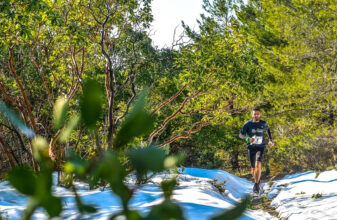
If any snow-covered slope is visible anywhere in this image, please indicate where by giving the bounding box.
[268,170,337,219]
[1,168,336,219]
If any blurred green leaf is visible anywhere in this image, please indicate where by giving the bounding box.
[211,197,249,220]
[59,114,80,143]
[35,169,53,195]
[91,152,131,208]
[92,152,125,183]
[40,195,62,218]
[23,198,40,220]
[127,210,142,220]
[8,167,36,196]
[32,136,49,162]
[113,90,154,148]
[64,151,89,176]
[110,181,131,209]
[128,146,166,177]
[111,210,142,220]
[72,185,97,214]
[145,199,186,220]
[53,96,68,130]
[10,136,57,219]
[90,152,122,186]
[161,178,177,199]
[80,79,104,129]
[0,100,35,138]
[164,154,185,169]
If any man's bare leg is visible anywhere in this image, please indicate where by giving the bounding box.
[252,162,262,193]
[251,162,261,183]
[251,168,256,182]
[255,161,262,183]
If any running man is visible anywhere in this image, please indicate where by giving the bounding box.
[239,107,274,193]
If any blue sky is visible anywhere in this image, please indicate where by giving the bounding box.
[150,0,205,48]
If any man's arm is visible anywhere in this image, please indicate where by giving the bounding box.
[265,122,275,146]
[239,122,251,143]
[267,128,273,141]
[239,132,247,140]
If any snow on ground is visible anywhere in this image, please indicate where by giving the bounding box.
[268,170,337,220]
[0,168,336,219]
[180,168,275,220]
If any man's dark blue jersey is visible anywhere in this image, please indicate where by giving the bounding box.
[239,120,273,148]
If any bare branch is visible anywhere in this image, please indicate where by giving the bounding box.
[8,45,38,134]
[0,82,23,112]
[148,91,203,145]
[114,34,142,126]
[115,74,137,126]
[67,78,81,101]
[0,136,16,168]
[30,55,54,105]
[0,123,33,158]
[159,121,212,147]
[70,46,84,90]
[152,84,188,115]
[80,47,85,75]
[88,0,103,25]
[171,25,192,49]
[71,46,80,77]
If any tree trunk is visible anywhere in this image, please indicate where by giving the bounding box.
[8,45,39,172]
[0,137,16,168]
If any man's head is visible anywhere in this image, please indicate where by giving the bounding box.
[252,106,261,122]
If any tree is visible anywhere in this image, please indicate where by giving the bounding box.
[0,0,158,168]
[0,0,103,167]
[147,0,264,156]
[237,0,337,173]
[87,0,153,146]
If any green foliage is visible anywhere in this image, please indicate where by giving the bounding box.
[175,118,249,171]
[8,167,36,196]
[80,79,104,130]
[312,193,323,199]
[72,184,97,214]
[161,178,177,199]
[114,91,154,149]
[59,115,80,143]
[1,0,335,179]
[8,136,62,220]
[53,96,69,131]
[148,0,270,172]
[201,0,337,175]
[2,78,248,219]
[145,199,185,220]
[208,179,226,195]
[128,146,166,182]
[5,0,336,217]
[64,151,89,176]
[141,0,337,176]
